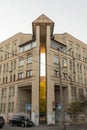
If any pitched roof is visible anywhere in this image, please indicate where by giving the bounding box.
[32,14,54,37]
[32,14,54,24]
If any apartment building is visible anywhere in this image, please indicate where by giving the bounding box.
[0,14,87,125]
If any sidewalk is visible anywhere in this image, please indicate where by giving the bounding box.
[37,123,87,130]
[32,125,58,130]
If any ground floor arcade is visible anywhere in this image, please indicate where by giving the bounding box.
[0,79,71,125]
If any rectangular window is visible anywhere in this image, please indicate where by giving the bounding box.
[73,87,77,97]
[3,64,5,72]
[54,70,59,77]
[8,103,11,112]
[4,103,6,112]
[80,64,82,72]
[70,60,72,70]
[1,88,6,99]
[27,44,30,50]
[18,72,23,79]
[79,88,83,98]
[10,75,12,82]
[1,103,3,113]
[32,42,36,47]
[9,86,15,97]
[26,70,32,77]
[20,46,24,53]
[62,58,67,67]
[25,45,28,51]
[3,77,5,83]
[54,55,58,64]
[14,60,16,69]
[12,102,14,112]
[13,74,16,81]
[19,59,24,66]
[1,56,3,61]
[27,55,33,63]
[0,66,1,73]
[6,77,8,83]
[6,63,8,72]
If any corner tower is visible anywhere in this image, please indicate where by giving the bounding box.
[32,14,54,124]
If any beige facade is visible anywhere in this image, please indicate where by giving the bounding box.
[0,14,87,125]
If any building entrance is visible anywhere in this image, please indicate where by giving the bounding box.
[18,86,32,119]
[54,85,68,123]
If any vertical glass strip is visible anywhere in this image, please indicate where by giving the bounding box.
[40,48,46,122]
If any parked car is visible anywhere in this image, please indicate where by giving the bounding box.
[0,116,5,128]
[9,115,33,127]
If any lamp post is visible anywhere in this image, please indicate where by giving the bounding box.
[57,48,66,130]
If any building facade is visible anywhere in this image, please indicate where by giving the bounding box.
[0,14,87,125]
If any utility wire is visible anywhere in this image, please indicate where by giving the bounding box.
[0,49,62,69]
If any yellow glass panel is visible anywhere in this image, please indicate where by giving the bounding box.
[40,46,46,121]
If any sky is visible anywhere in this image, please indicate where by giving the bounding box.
[0,0,87,43]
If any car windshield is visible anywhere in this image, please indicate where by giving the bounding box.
[12,115,25,119]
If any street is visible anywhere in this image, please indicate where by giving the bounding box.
[1,123,57,130]
[1,123,87,130]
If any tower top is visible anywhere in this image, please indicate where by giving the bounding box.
[32,14,54,24]
[32,14,54,38]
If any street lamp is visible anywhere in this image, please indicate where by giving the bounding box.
[57,48,67,130]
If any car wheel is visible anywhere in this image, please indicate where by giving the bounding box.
[9,122,13,126]
[29,122,33,127]
[21,123,25,127]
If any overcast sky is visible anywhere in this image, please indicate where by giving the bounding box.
[0,0,87,43]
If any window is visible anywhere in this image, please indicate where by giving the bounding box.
[25,45,28,51]
[26,70,32,77]
[54,55,58,64]
[27,44,31,50]
[1,103,3,113]
[20,41,36,53]
[0,66,1,73]
[14,60,16,69]
[70,60,72,70]
[8,103,11,112]
[13,74,16,81]
[10,75,12,82]
[27,55,33,63]
[73,62,75,72]
[3,64,5,72]
[20,46,24,53]
[54,70,59,77]
[1,88,7,99]
[3,77,5,83]
[4,103,6,112]
[12,102,14,112]
[80,64,82,72]
[6,63,8,72]
[19,59,24,66]
[63,73,67,78]
[62,58,67,67]
[11,61,13,70]
[32,42,36,47]
[77,63,79,72]
[73,87,77,97]
[1,56,3,61]
[79,88,83,99]
[18,72,23,79]
[5,54,7,59]
[6,77,8,83]
[9,86,15,97]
